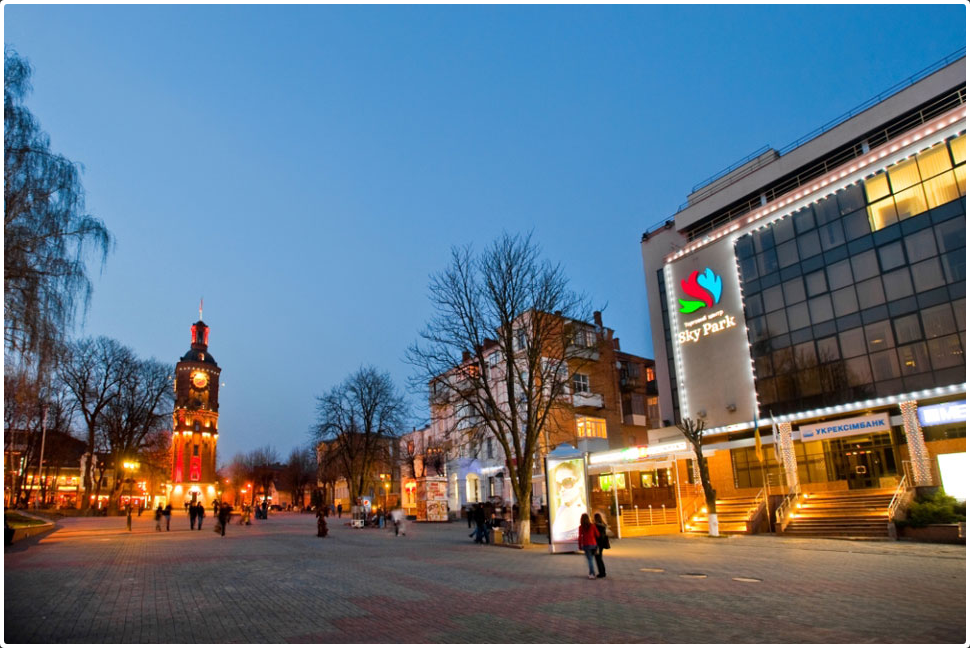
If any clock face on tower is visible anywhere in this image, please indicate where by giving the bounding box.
[191,371,209,389]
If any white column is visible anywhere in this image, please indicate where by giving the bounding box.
[899,400,933,487]
[777,422,799,491]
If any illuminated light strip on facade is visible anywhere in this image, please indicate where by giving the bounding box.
[701,383,967,437]
[663,262,690,422]
[588,440,688,466]
[662,105,966,435]
[664,104,967,263]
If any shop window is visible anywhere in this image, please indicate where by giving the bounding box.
[763,285,784,312]
[831,286,859,318]
[796,231,822,259]
[917,142,953,177]
[921,303,957,339]
[893,185,928,220]
[911,258,945,293]
[922,171,960,209]
[864,320,895,352]
[893,313,923,345]
[855,276,886,309]
[808,295,834,325]
[927,334,964,370]
[897,342,930,375]
[838,182,867,215]
[948,133,966,165]
[864,173,891,202]
[903,228,938,264]
[816,336,840,362]
[941,250,966,284]
[954,164,967,195]
[877,242,906,271]
[870,349,901,381]
[867,197,898,231]
[888,158,921,193]
[773,215,795,242]
[826,259,853,291]
[883,268,914,302]
[845,356,874,386]
[934,217,966,254]
[782,278,806,305]
[819,220,845,250]
[953,299,966,332]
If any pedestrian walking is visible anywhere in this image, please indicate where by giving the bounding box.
[466,505,473,529]
[189,502,198,530]
[163,502,173,531]
[217,502,232,537]
[473,503,487,544]
[154,504,163,531]
[197,503,205,530]
[577,513,600,580]
[337,502,343,518]
[593,513,610,578]
[390,508,405,536]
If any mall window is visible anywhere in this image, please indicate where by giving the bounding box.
[576,416,607,439]
[741,137,966,416]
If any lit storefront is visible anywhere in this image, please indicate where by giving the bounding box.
[642,57,966,500]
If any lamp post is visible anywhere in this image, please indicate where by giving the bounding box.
[122,460,139,531]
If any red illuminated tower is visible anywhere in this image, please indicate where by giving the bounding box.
[170,311,221,506]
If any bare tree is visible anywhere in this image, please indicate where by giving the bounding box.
[56,336,134,510]
[98,357,174,513]
[279,446,316,509]
[4,49,112,371]
[247,446,279,507]
[406,232,594,545]
[139,430,171,508]
[677,416,719,536]
[223,453,251,506]
[313,366,408,505]
[315,442,342,508]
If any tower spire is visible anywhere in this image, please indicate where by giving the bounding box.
[199,297,203,321]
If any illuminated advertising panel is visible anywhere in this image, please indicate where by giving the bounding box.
[666,238,757,429]
[918,401,966,427]
[545,456,588,553]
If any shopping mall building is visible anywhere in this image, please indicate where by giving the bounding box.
[638,52,966,525]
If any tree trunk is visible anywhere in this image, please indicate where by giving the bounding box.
[512,480,532,545]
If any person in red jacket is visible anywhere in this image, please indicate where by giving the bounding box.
[577,513,600,579]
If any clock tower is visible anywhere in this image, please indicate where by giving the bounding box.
[170,314,221,506]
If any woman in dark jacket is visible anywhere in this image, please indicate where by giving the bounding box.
[577,513,600,580]
[593,513,610,578]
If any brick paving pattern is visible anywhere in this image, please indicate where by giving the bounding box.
[4,512,965,643]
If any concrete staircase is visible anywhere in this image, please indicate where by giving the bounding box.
[685,494,764,535]
[781,489,896,538]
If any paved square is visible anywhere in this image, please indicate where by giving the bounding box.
[4,512,966,643]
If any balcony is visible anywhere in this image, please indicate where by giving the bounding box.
[567,344,600,361]
[623,413,648,427]
[572,392,604,409]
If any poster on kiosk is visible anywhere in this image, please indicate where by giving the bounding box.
[545,444,589,554]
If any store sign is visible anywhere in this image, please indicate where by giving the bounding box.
[798,413,890,442]
[679,267,722,314]
[918,400,966,427]
[677,308,737,345]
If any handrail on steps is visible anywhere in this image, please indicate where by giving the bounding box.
[774,484,801,533]
[887,472,910,520]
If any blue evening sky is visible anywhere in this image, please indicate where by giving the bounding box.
[3,4,965,459]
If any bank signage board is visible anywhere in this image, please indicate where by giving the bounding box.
[918,400,966,427]
[798,413,890,442]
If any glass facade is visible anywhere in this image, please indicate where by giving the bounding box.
[737,133,967,417]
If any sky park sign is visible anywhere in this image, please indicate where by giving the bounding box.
[677,267,737,345]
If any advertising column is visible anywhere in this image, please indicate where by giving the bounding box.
[545,444,588,554]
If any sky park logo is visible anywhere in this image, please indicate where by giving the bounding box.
[679,268,722,314]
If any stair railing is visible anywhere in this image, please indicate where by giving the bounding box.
[774,484,801,533]
[679,482,705,531]
[887,471,911,520]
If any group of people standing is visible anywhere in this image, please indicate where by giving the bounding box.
[577,512,610,579]
[152,501,235,536]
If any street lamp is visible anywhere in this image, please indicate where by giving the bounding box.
[122,460,140,531]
